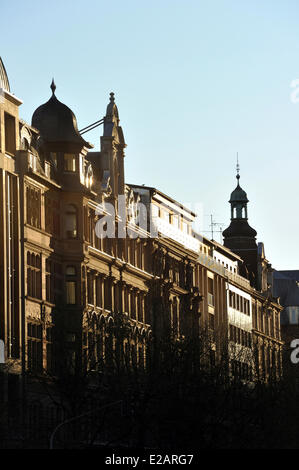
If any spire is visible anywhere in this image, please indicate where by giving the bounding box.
[105,91,119,124]
[236,152,240,183]
[50,78,56,96]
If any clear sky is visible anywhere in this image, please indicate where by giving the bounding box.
[2,0,299,269]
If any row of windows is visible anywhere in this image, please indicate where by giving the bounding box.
[83,333,146,372]
[214,257,237,273]
[229,324,252,348]
[27,186,77,240]
[86,272,147,323]
[151,204,191,234]
[27,252,64,302]
[85,208,146,269]
[229,290,250,315]
[252,305,278,338]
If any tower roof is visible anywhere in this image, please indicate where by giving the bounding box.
[31,80,92,148]
[222,219,257,239]
[229,174,249,203]
[223,164,257,243]
[0,57,10,92]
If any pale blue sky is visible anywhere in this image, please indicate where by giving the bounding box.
[2,0,299,269]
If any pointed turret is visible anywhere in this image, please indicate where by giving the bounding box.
[222,161,258,286]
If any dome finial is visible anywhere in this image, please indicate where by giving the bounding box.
[50,78,56,95]
[236,152,240,183]
[109,92,115,103]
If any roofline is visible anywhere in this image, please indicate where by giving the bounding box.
[2,88,23,105]
[211,239,243,262]
[128,184,197,217]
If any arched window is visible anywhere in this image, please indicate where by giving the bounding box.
[65,204,77,239]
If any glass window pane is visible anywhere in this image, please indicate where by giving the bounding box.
[66,281,76,304]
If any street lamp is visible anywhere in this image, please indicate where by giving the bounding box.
[49,400,123,449]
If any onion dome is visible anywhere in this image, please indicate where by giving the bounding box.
[0,57,10,92]
[31,79,92,148]
[229,174,249,203]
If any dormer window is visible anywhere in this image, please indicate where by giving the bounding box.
[64,153,76,172]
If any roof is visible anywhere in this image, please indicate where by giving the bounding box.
[273,277,299,306]
[0,57,10,92]
[31,81,92,148]
[128,184,197,217]
[210,238,243,262]
[274,271,299,281]
[222,219,257,239]
[229,182,249,204]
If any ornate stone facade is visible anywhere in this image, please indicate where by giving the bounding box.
[0,57,283,400]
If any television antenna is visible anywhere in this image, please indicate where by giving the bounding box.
[203,214,225,242]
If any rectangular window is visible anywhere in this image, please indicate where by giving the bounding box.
[46,260,53,303]
[4,113,16,155]
[87,273,94,305]
[26,185,41,229]
[229,291,233,307]
[173,214,179,228]
[66,281,76,304]
[236,294,240,311]
[208,278,214,306]
[182,221,188,233]
[27,252,42,299]
[64,154,76,172]
[96,277,102,307]
[27,322,43,373]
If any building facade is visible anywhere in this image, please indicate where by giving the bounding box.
[273,270,299,381]
[0,57,284,443]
